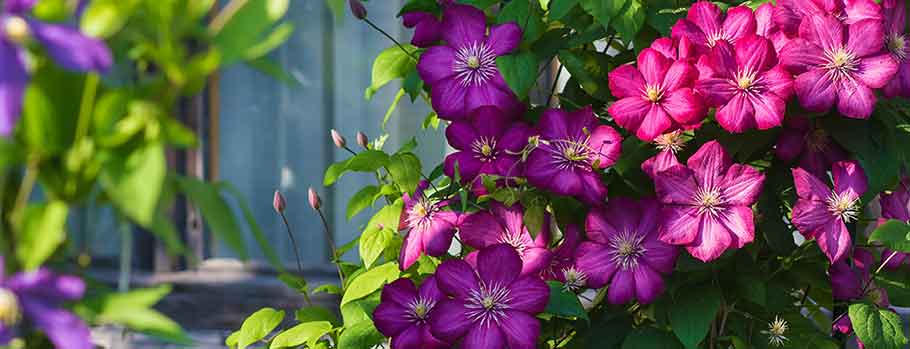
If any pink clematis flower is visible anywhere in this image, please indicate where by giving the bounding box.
[754,3,793,56]
[459,203,552,276]
[696,36,794,133]
[882,0,910,98]
[791,160,868,263]
[653,141,766,262]
[773,0,882,37]
[539,224,586,291]
[671,1,756,53]
[399,181,458,270]
[774,115,848,179]
[650,36,697,61]
[779,14,898,119]
[606,49,705,141]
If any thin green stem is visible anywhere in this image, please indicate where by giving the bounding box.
[11,159,38,225]
[279,211,312,306]
[316,208,345,285]
[364,18,417,61]
[75,74,100,142]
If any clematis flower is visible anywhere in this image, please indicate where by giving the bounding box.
[443,106,533,184]
[696,36,794,133]
[539,224,586,291]
[670,2,756,53]
[879,179,910,269]
[779,15,898,119]
[0,0,112,135]
[459,203,552,276]
[606,49,705,141]
[830,248,890,303]
[773,0,882,36]
[416,4,523,120]
[374,276,449,349]
[653,141,766,262]
[754,3,793,52]
[0,262,92,349]
[399,181,458,270]
[882,0,910,98]
[650,36,696,61]
[429,244,550,349]
[833,316,867,349]
[575,198,678,304]
[774,115,848,179]
[642,131,685,180]
[791,160,868,263]
[525,107,622,205]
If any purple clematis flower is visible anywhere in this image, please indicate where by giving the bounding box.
[416,4,523,121]
[773,0,882,37]
[0,263,92,349]
[459,203,552,276]
[671,2,757,53]
[654,141,766,262]
[0,0,112,136]
[443,106,533,184]
[696,36,794,133]
[833,316,868,349]
[429,244,550,349]
[525,107,622,205]
[399,181,458,270]
[829,248,889,303]
[607,49,705,141]
[779,14,898,119]
[575,198,678,305]
[774,115,848,179]
[879,179,910,269]
[539,224,586,291]
[882,0,910,98]
[374,276,449,349]
[791,160,868,263]
[403,12,441,47]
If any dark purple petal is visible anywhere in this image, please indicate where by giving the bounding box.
[520,247,552,276]
[463,324,505,349]
[633,265,665,305]
[391,325,423,349]
[696,78,737,107]
[884,0,906,34]
[833,160,868,197]
[486,23,522,56]
[444,151,483,181]
[430,78,468,120]
[428,299,471,341]
[607,269,636,304]
[836,78,877,119]
[794,69,837,113]
[21,300,92,349]
[792,199,834,238]
[477,244,522,286]
[643,238,678,274]
[470,106,512,138]
[847,19,885,57]
[4,0,36,15]
[687,141,731,189]
[7,269,85,301]
[574,242,617,288]
[441,4,487,48]
[421,213,457,256]
[405,13,442,47]
[445,120,477,150]
[536,108,570,140]
[380,278,418,307]
[0,42,27,136]
[459,211,504,248]
[498,122,533,152]
[658,205,702,246]
[466,83,520,118]
[506,276,549,313]
[576,172,609,206]
[435,260,479,299]
[585,204,624,244]
[608,64,646,99]
[543,168,583,197]
[685,215,733,262]
[830,259,863,300]
[29,21,112,72]
[374,301,413,336]
[418,46,457,85]
[499,311,540,349]
[775,120,807,162]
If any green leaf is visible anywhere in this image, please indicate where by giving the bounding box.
[237,308,285,349]
[558,49,612,101]
[212,0,290,65]
[359,227,394,269]
[78,286,190,344]
[176,176,248,259]
[100,142,166,227]
[611,0,645,42]
[549,0,580,20]
[496,51,538,100]
[20,66,81,155]
[324,150,392,186]
[79,0,138,38]
[366,45,418,99]
[869,219,910,252]
[381,89,406,130]
[457,0,499,9]
[341,262,400,306]
[849,303,908,349]
[580,0,628,30]
[622,327,683,349]
[544,281,588,321]
[497,0,545,43]
[270,321,333,348]
[16,201,68,270]
[387,152,422,194]
[148,213,188,256]
[669,284,722,349]
[347,185,380,220]
[243,22,295,61]
[337,321,384,349]
[296,306,341,327]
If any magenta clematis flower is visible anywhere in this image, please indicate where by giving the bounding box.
[374,276,449,349]
[642,132,685,180]
[459,203,552,276]
[773,0,882,36]
[416,4,523,121]
[0,263,92,349]
[525,107,622,205]
[443,106,533,184]
[429,244,550,349]
[833,316,867,349]
[650,36,696,61]
[879,179,910,269]
[399,181,458,270]
[882,0,910,98]
[575,198,678,304]
[754,3,793,52]
[779,15,898,119]
[607,49,705,141]
[670,2,756,53]
[774,115,848,179]
[653,141,766,262]
[791,160,868,263]
[0,0,112,135]
[539,224,586,291]
[696,36,794,133]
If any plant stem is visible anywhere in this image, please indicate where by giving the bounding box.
[363,18,417,61]
[10,159,39,225]
[74,73,100,142]
[316,208,345,285]
[278,211,312,306]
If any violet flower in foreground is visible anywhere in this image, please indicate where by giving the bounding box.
[575,198,678,304]
[695,36,794,133]
[399,181,458,270]
[430,244,550,349]
[0,264,92,349]
[459,203,552,276]
[416,4,522,120]
[443,106,533,184]
[779,14,897,119]
[0,0,112,135]
[791,160,868,263]
[774,115,848,179]
[525,107,622,206]
[880,179,910,269]
[882,0,910,98]
[653,141,766,262]
[402,12,441,48]
[374,276,449,349]
[671,2,756,53]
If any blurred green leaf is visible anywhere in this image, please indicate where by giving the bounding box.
[869,219,910,253]
[176,176,248,259]
[212,0,290,65]
[221,182,284,271]
[270,321,333,349]
[20,67,81,155]
[100,141,166,227]
[78,286,190,344]
[612,0,644,42]
[296,306,341,326]
[544,281,588,321]
[670,283,721,349]
[237,308,285,349]
[80,0,139,38]
[16,201,68,271]
[549,0,580,20]
[498,0,545,43]
[580,0,628,30]
[243,22,295,61]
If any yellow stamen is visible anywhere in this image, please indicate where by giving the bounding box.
[3,16,29,44]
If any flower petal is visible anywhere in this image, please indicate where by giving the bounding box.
[696,78,737,107]
[7,269,84,301]
[520,247,553,276]
[399,230,423,270]
[380,279,418,307]
[608,97,650,132]
[671,19,709,49]
[662,88,705,128]
[816,219,852,263]
[430,78,468,120]
[442,4,487,48]
[855,54,899,89]
[499,311,541,349]
[735,35,777,74]
[717,205,756,248]
[636,104,673,141]
[608,64,646,99]
[435,260,479,299]
[574,242,617,288]
[723,6,758,43]
[463,324,505,349]
[642,151,682,179]
[754,3,775,37]
[506,276,550,313]
[836,78,877,119]
[419,275,445,301]
[607,269,636,304]
[687,140,732,188]
[775,119,808,162]
[29,21,112,72]
[792,198,834,236]
[638,48,671,86]
[486,23,522,56]
[391,325,423,349]
[845,0,883,25]
[0,42,27,136]
[459,211,505,249]
[643,238,679,274]
[833,160,868,197]
[466,83,520,119]
[478,244,522,286]
[798,14,844,51]
[373,302,413,336]
[422,214,457,256]
[444,151,482,182]
[429,299,472,341]
[633,265,666,305]
[794,68,837,113]
[654,165,698,205]
[720,164,765,206]
[418,46,457,85]
[716,93,757,133]
[780,39,827,74]
[662,60,698,91]
[847,19,885,57]
[537,108,570,140]
[761,65,795,98]
[685,215,734,262]
[793,167,833,202]
[658,205,702,246]
[750,93,786,130]
[21,299,92,349]
[408,14,442,47]
[688,2,723,41]
[4,0,35,13]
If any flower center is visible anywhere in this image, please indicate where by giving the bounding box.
[705,29,730,47]
[826,191,860,223]
[465,282,512,326]
[561,267,588,291]
[608,231,647,270]
[654,131,685,153]
[547,138,594,171]
[694,187,725,216]
[454,42,497,86]
[887,32,908,62]
[406,297,436,322]
[762,316,789,348]
[497,233,528,256]
[471,136,498,162]
[644,84,663,102]
[3,16,29,44]
[406,198,439,230]
[822,46,859,81]
[0,288,20,327]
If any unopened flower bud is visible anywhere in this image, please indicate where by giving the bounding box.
[330,129,346,149]
[273,190,286,213]
[308,187,321,210]
[356,132,369,149]
[349,0,367,20]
